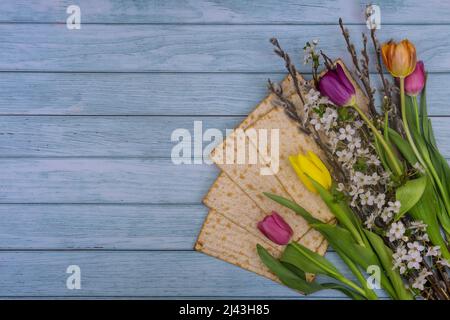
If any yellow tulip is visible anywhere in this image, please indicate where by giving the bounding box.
[289,151,332,193]
[381,39,417,78]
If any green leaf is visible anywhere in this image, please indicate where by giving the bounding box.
[408,182,450,260]
[311,224,378,269]
[263,192,322,225]
[258,244,368,299]
[256,244,322,294]
[419,80,431,143]
[374,135,391,173]
[281,262,306,280]
[395,175,427,220]
[332,246,378,300]
[313,224,399,299]
[364,230,413,300]
[282,242,367,298]
[306,177,365,245]
[384,111,390,143]
[281,243,342,278]
[387,128,418,167]
[405,95,419,132]
[320,283,366,300]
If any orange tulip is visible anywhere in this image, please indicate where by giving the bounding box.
[381,40,417,78]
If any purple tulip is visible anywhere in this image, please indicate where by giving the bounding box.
[405,61,425,96]
[257,211,293,245]
[318,64,356,106]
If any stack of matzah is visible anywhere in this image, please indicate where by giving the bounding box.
[195,61,368,284]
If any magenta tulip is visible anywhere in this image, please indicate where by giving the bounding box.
[257,211,293,245]
[318,64,356,106]
[405,61,425,96]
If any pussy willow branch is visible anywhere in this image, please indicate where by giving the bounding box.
[370,29,391,101]
[361,33,377,116]
[338,18,377,116]
[370,29,404,133]
[320,50,334,70]
[270,38,305,105]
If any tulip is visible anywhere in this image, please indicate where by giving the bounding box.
[405,61,425,96]
[289,151,332,193]
[318,63,356,107]
[381,40,417,78]
[257,211,293,245]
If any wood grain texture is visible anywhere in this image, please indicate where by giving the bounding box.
[0,158,217,204]
[0,204,207,250]
[0,0,449,24]
[0,251,388,298]
[0,73,449,116]
[2,24,450,72]
[0,0,449,299]
[0,116,449,157]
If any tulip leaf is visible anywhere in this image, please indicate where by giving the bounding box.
[373,135,391,174]
[407,183,450,260]
[263,192,322,225]
[405,95,419,132]
[319,283,366,300]
[363,230,413,300]
[256,244,323,294]
[281,243,342,278]
[419,81,432,145]
[395,175,427,220]
[257,245,366,299]
[387,128,418,167]
[306,178,365,245]
[311,224,378,269]
[282,242,367,298]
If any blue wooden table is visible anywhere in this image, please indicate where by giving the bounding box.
[0,0,449,299]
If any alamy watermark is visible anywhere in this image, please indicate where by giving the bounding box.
[66,5,81,30]
[171,121,280,175]
[66,265,81,290]
[366,4,381,30]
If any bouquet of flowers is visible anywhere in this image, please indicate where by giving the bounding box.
[257,19,450,300]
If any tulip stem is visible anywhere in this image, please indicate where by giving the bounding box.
[351,104,403,177]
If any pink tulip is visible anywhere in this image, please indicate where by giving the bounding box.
[405,61,425,96]
[257,211,293,245]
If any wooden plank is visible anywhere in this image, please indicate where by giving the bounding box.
[0,116,241,157]
[0,73,283,116]
[0,251,388,298]
[0,116,449,158]
[0,0,449,24]
[1,24,450,72]
[0,72,448,116]
[0,158,218,204]
[0,154,449,204]
[0,204,207,250]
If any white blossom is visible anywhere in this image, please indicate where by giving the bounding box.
[412,269,432,291]
[426,246,441,257]
[338,125,355,142]
[407,255,422,270]
[388,222,405,242]
[380,208,393,222]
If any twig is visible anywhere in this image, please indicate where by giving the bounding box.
[270,38,305,105]
[339,18,377,116]
[370,29,391,101]
[267,79,309,135]
[361,33,377,115]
